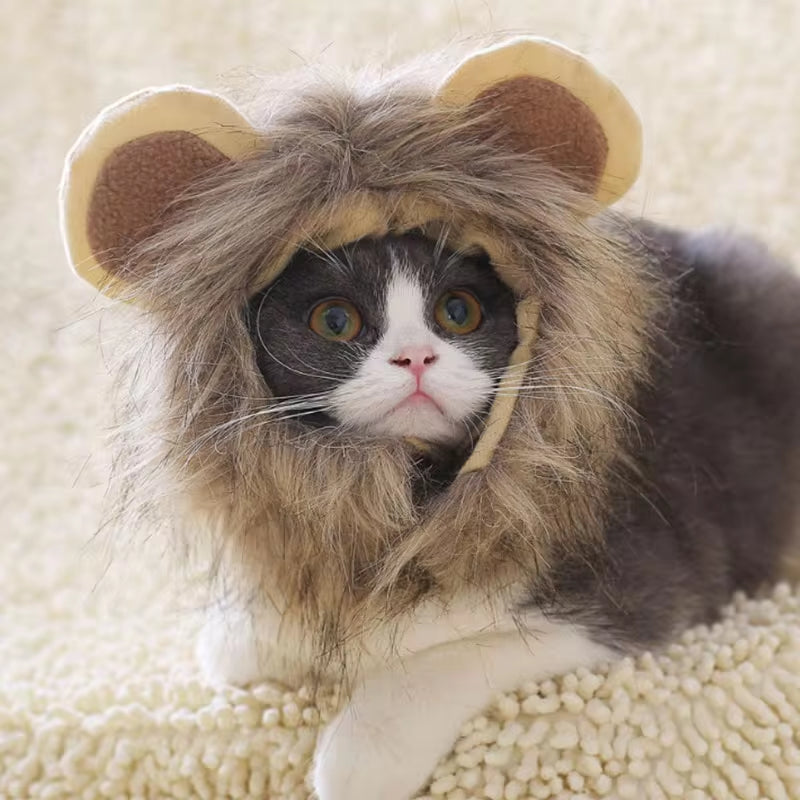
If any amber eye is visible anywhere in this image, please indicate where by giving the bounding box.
[434,290,483,334]
[308,298,362,341]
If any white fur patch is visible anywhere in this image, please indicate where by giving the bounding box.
[198,592,611,800]
[313,615,611,800]
[329,255,493,444]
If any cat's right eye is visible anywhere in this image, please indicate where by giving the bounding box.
[434,290,483,335]
[308,298,363,341]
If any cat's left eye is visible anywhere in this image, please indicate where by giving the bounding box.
[308,298,363,341]
[434,290,483,335]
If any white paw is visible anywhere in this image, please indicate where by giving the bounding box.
[312,701,439,800]
[195,607,269,687]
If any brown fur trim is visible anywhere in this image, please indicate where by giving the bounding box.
[108,66,662,680]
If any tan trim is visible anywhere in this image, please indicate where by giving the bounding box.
[459,297,539,473]
[249,195,454,293]
[435,36,641,207]
[59,86,259,296]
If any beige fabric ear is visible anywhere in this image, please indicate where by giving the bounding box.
[435,37,642,206]
[59,86,258,296]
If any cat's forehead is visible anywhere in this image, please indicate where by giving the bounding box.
[280,233,490,298]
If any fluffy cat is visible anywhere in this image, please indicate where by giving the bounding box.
[59,36,800,800]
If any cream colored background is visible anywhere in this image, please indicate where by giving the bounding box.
[1,2,799,798]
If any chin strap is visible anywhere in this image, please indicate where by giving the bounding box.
[404,436,435,453]
[403,437,472,472]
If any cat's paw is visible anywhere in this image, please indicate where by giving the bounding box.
[195,607,268,687]
[312,703,437,800]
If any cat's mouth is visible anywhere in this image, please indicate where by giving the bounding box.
[381,387,471,447]
[393,390,444,415]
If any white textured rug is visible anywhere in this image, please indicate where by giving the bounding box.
[2,1,799,798]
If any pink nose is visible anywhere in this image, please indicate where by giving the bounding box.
[390,345,438,377]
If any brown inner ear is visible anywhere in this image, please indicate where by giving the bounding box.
[86,131,230,279]
[471,76,609,193]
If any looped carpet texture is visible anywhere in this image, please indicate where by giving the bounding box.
[2,1,798,798]
[2,587,799,798]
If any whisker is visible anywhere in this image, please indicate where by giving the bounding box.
[202,394,333,437]
[490,385,637,422]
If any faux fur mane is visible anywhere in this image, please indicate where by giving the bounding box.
[110,64,663,679]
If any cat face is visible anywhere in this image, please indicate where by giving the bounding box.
[248,233,518,445]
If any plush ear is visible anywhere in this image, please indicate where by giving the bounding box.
[435,37,642,206]
[59,86,258,296]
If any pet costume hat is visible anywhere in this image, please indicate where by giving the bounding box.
[60,37,641,473]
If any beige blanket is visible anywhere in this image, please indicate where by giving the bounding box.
[2,1,798,797]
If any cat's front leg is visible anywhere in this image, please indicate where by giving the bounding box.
[312,621,612,800]
[196,604,272,686]
[196,601,309,687]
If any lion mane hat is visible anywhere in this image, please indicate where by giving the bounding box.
[59,37,650,676]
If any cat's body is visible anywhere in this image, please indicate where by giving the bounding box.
[532,222,800,648]
[198,222,800,800]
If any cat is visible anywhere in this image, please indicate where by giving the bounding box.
[59,35,800,800]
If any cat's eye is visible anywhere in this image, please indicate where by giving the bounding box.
[308,298,363,341]
[434,290,483,335]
